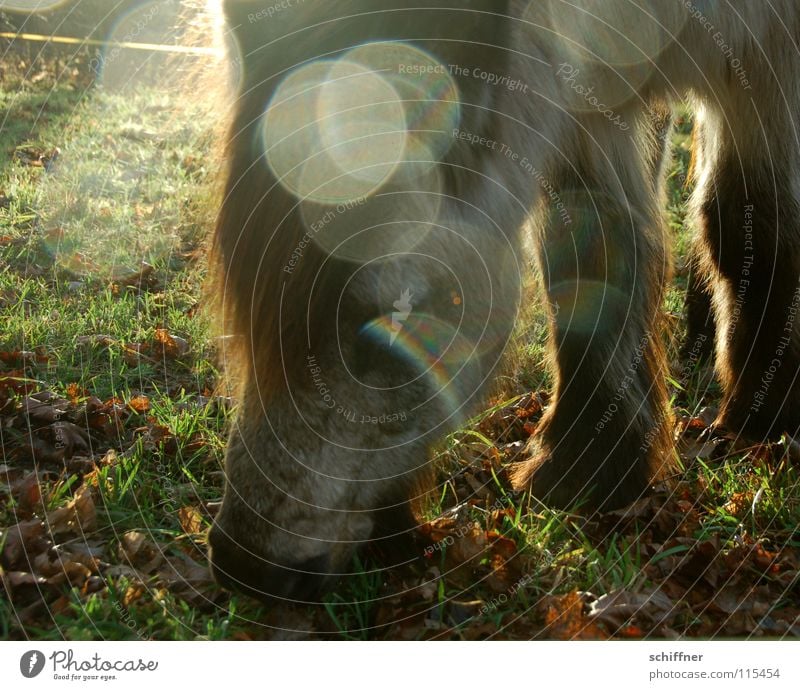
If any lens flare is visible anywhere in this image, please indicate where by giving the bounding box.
[263,60,407,204]
[359,312,474,418]
[39,96,217,280]
[263,41,460,218]
[344,42,460,176]
[540,188,642,335]
[92,1,180,91]
[91,0,227,94]
[0,1,68,10]
[298,162,443,263]
[527,0,688,110]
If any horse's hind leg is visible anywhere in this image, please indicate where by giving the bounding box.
[512,123,672,511]
[681,248,716,363]
[694,103,800,439]
[647,104,715,364]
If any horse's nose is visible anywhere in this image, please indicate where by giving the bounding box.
[208,526,331,602]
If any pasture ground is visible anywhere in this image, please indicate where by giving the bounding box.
[0,48,798,641]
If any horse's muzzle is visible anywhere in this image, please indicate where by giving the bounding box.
[208,526,332,603]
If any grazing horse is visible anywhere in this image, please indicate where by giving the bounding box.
[208,0,800,600]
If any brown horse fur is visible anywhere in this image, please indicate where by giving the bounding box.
[208,0,800,600]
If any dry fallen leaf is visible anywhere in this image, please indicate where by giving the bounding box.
[0,519,46,569]
[46,484,96,537]
[543,590,608,640]
[127,395,150,414]
[112,261,156,288]
[118,531,164,574]
[177,506,204,535]
[587,588,681,629]
[154,329,189,359]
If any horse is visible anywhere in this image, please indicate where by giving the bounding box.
[207,0,800,601]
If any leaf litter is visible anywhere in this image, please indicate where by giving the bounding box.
[0,359,222,634]
[1,358,798,639]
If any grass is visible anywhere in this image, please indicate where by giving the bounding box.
[0,49,268,640]
[1,48,798,641]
